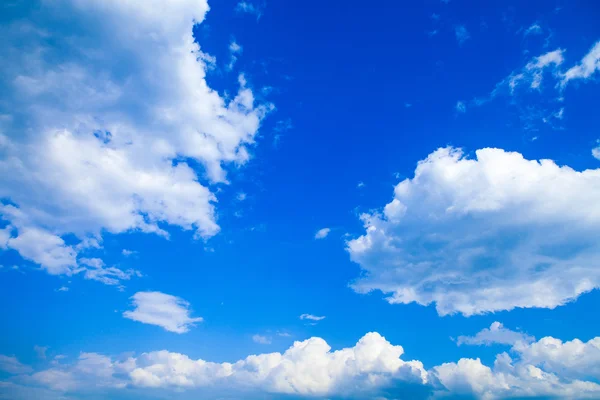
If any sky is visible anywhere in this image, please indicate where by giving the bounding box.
[1,0,600,399]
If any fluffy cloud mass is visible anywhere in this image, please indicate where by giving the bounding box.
[0,0,268,282]
[348,147,600,316]
[123,291,203,334]
[3,329,600,399]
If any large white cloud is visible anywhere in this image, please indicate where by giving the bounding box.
[434,329,600,399]
[3,329,600,399]
[0,0,269,283]
[347,147,600,316]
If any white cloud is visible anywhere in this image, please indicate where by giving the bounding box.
[357,181,365,188]
[0,355,33,375]
[0,0,270,282]
[121,249,136,257]
[235,1,263,20]
[79,257,140,287]
[467,41,600,132]
[514,336,600,380]
[10,330,600,399]
[593,141,600,160]
[57,286,69,292]
[524,23,542,36]
[562,41,600,84]
[299,314,326,321]
[347,147,600,316]
[227,40,243,70]
[454,25,470,45]
[455,101,466,113]
[434,333,600,399]
[457,322,535,346]
[252,334,272,344]
[123,292,203,334]
[314,228,331,239]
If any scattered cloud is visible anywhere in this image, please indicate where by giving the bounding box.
[347,147,600,316]
[464,40,600,132]
[0,355,33,375]
[524,23,542,36]
[57,286,69,292]
[299,314,326,321]
[227,40,243,70]
[252,334,272,344]
[457,322,535,346]
[121,249,136,257]
[314,228,331,240]
[357,181,365,188]
[0,0,271,283]
[235,1,264,20]
[79,258,140,287]
[454,25,470,45]
[123,292,203,334]
[236,192,247,202]
[455,101,466,113]
[34,345,49,360]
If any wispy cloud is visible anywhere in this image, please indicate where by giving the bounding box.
[252,334,272,344]
[454,25,470,45]
[235,1,264,20]
[299,314,326,321]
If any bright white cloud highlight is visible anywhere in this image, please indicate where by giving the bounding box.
[457,322,535,346]
[314,228,331,239]
[123,292,203,334]
[0,0,269,283]
[347,147,600,316]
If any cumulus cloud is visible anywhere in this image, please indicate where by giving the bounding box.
[457,322,535,346]
[314,228,331,239]
[0,0,269,283]
[16,333,427,398]
[7,330,600,399]
[123,292,203,334]
[347,147,600,316]
[434,334,600,399]
[299,314,326,321]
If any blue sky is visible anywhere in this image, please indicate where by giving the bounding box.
[1,0,600,399]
